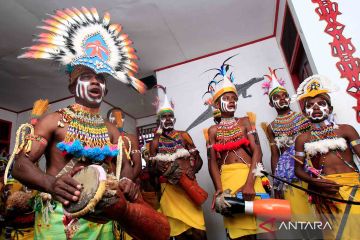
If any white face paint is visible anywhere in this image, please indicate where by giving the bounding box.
[272,96,290,109]
[76,77,106,104]
[109,112,115,123]
[160,117,175,130]
[220,96,237,113]
[305,100,330,121]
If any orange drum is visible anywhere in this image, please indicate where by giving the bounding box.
[178,174,208,206]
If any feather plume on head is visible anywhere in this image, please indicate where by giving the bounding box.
[18,7,146,94]
[153,84,174,117]
[261,67,286,98]
[292,74,337,102]
[204,55,238,103]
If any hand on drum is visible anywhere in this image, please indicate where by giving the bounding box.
[50,166,83,205]
[235,182,256,201]
[156,161,170,174]
[119,177,140,201]
[185,167,196,180]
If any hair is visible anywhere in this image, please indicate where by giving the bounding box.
[107,107,123,119]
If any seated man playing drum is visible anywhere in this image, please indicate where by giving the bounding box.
[9,7,169,240]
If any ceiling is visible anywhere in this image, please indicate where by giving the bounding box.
[0,0,278,118]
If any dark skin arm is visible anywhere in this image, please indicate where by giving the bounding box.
[12,113,82,205]
[267,124,283,198]
[294,133,340,195]
[267,124,280,174]
[208,125,223,195]
[342,124,360,158]
[107,122,139,200]
[235,117,263,201]
[180,131,203,179]
[128,134,142,179]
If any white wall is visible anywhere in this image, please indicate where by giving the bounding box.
[136,115,157,127]
[289,0,360,132]
[0,109,17,152]
[156,37,297,240]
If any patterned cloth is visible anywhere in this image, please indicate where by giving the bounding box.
[273,145,298,190]
[34,202,115,240]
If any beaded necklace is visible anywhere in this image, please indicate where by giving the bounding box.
[272,111,311,140]
[56,104,118,162]
[214,117,250,152]
[158,130,184,155]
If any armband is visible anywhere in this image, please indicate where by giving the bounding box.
[295,151,305,157]
[130,149,141,155]
[25,134,48,146]
[247,130,256,135]
[350,139,360,147]
[189,148,198,154]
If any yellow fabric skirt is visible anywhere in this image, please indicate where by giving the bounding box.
[283,181,317,222]
[320,172,360,240]
[221,163,266,239]
[159,183,206,237]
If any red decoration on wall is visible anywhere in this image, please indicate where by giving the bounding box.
[312,0,360,122]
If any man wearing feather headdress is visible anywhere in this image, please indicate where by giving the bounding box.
[206,57,267,239]
[7,7,171,240]
[149,85,207,240]
[294,75,360,239]
[263,68,315,225]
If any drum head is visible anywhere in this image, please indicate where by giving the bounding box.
[64,166,100,213]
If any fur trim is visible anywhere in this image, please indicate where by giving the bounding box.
[275,135,294,148]
[152,148,190,162]
[304,137,347,156]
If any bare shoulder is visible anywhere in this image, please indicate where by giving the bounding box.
[208,125,218,135]
[337,123,359,138]
[35,112,61,129]
[296,131,310,144]
[338,123,357,132]
[179,130,191,138]
[34,112,62,139]
[238,116,251,126]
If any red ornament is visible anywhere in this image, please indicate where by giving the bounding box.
[312,0,360,122]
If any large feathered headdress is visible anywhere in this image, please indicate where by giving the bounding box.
[262,67,286,98]
[18,7,145,93]
[293,74,336,101]
[153,85,174,116]
[204,55,238,103]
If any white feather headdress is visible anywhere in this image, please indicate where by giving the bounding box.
[18,7,145,93]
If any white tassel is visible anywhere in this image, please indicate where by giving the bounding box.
[252,162,265,177]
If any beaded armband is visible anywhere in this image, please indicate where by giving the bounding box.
[247,130,257,135]
[188,148,198,154]
[295,151,305,157]
[130,149,141,155]
[207,144,213,149]
[350,139,360,147]
[269,142,277,146]
[25,134,48,146]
